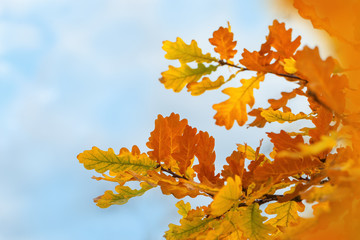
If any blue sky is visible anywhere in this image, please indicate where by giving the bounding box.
[0,1,328,239]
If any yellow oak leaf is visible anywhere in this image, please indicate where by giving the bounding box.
[187,70,240,96]
[211,176,242,216]
[162,37,217,64]
[209,26,237,61]
[238,203,276,240]
[95,182,153,208]
[213,74,265,129]
[301,184,336,203]
[265,201,305,227]
[298,134,337,157]
[165,207,214,240]
[187,76,225,96]
[202,209,244,240]
[280,57,297,74]
[175,200,191,218]
[165,218,214,240]
[277,133,338,159]
[77,146,158,174]
[160,63,218,92]
[260,108,309,123]
[237,144,257,160]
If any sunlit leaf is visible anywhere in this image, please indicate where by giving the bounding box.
[238,203,276,240]
[193,131,222,186]
[146,113,188,169]
[176,200,192,218]
[265,201,305,227]
[209,26,237,61]
[95,182,153,208]
[160,63,218,92]
[211,176,242,216]
[163,37,217,64]
[187,76,225,96]
[213,74,265,129]
[261,108,309,123]
[78,146,158,174]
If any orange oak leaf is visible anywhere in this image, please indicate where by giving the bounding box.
[221,150,245,180]
[254,156,322,182]
[248,87,305,128]
[248,108,267,128]
[240,20,300,76]
[293,0,360,48]
[265,20,301,58]
[295,47,348,114]
[268,87,304,110]
[209,26,237,61]
[213,74,265,129]
[172,125,199,175]
[239,143,270,187]
[309,106,333,142]
[146,113,188,168]
[193,131,222,186]
[268,130,304,152]
[148,171,201,198]
[240,49,281,73]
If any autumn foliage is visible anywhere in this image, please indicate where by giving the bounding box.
[78,1,360,239]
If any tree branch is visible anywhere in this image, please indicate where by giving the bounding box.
[218,60,307,83]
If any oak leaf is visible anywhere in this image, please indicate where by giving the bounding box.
[260,108,309,123]
[265,20,301,58]
[268,130,304,152]
[165,207,213,240]
[160,63,218,92]
[238,203,276,240]
[213,74,265,129]
[176,200,191,218]
[221,150,245,179]
[240,49,281,73]
[95,182,152,208]
[171,125,199,176]
[281,57,297,74]
[211,176,242,216]
[77,146,158,174]
[209,26,237,61]
[146,113,188,169]
[254,156,322,182]
[265,201,305,227]
[187,76,225,96]
[193,131,222,186]
[268,87,304,110]
[295,46,348,114]
[248,108,267,128]
[147,171,202,198]
[162,37,217,64]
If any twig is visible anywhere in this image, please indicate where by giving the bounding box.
[218,60,307,82]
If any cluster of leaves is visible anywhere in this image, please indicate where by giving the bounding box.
[78,1,360,239]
